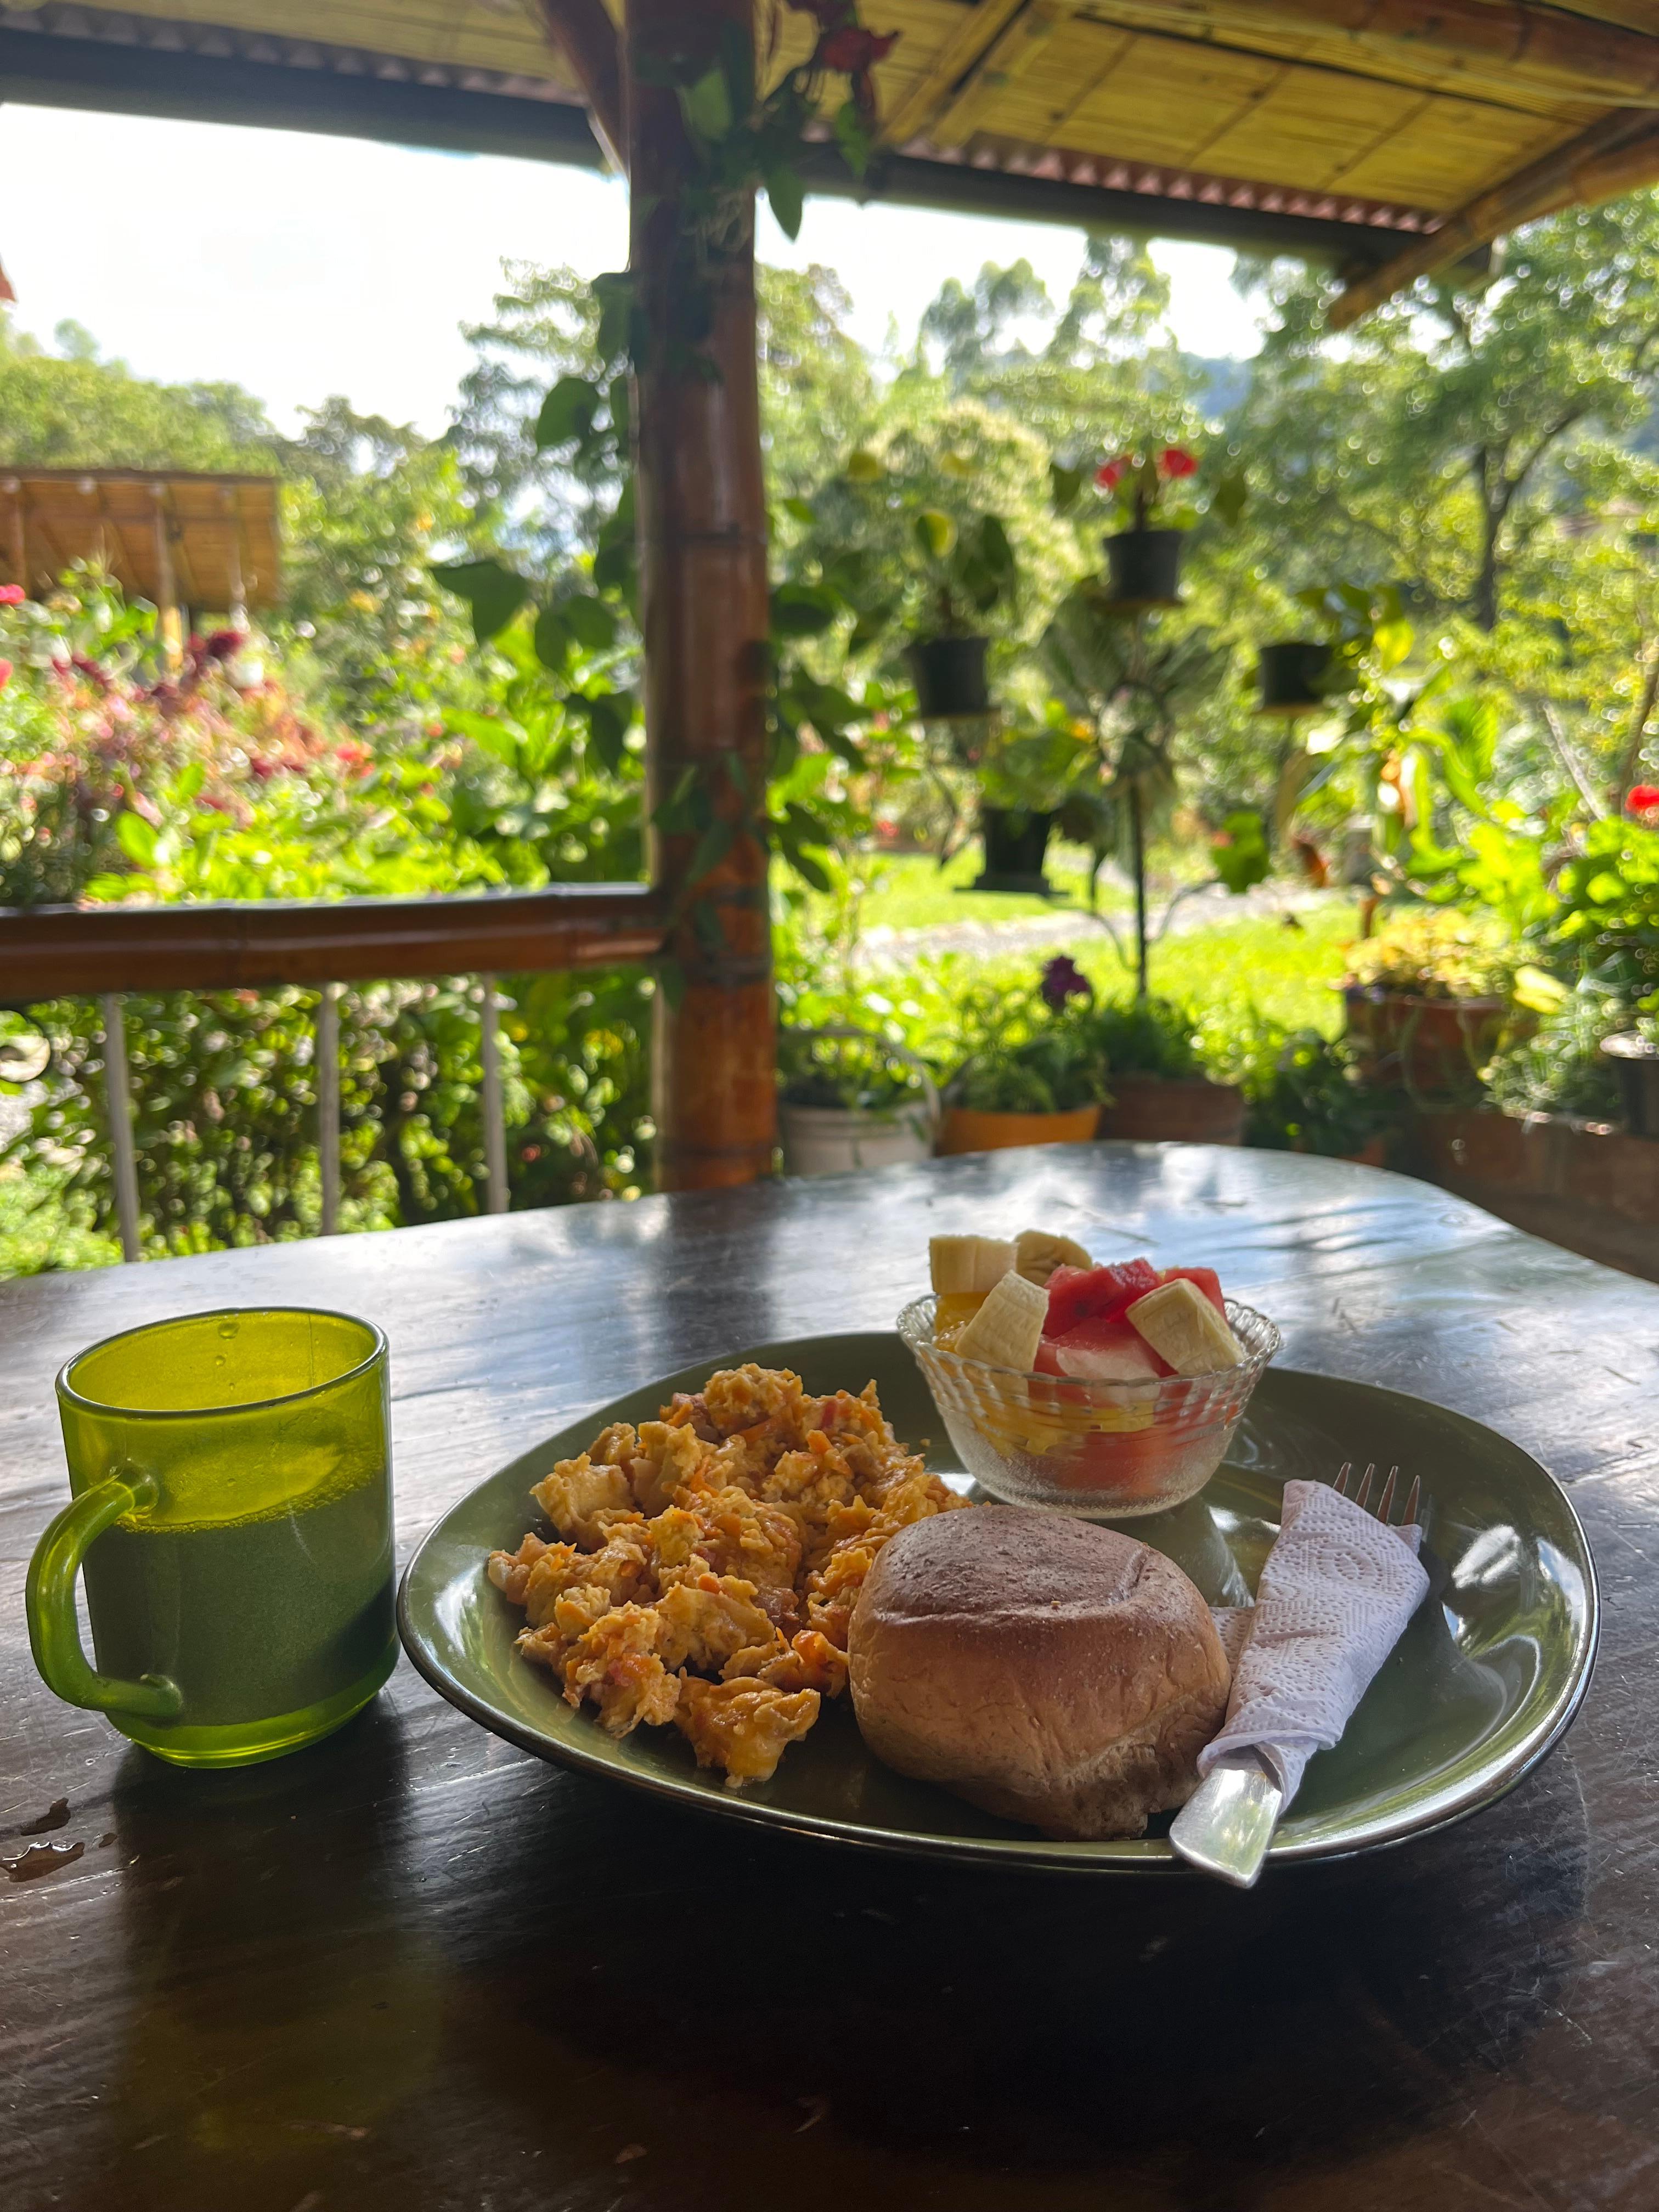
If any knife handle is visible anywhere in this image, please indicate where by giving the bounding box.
[1170,1755,1284,1887]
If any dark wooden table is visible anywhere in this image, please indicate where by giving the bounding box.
[4,1144,1658,2212]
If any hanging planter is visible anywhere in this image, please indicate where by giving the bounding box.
[1602,1032,1659,1137]
[1103,527,1183,611]
[907,634,991,720]
[1257,640,1332,718]
[974,806,1057,895]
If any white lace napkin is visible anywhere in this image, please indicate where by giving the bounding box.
[1200,1479,1430,1806]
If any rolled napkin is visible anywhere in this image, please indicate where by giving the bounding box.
[1199,1478,1429,1807]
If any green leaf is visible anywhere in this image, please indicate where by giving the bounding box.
[534,375,600,451]
[174,761,206,803]
[768,165,805,242]
[915,509,957,560]
[1512,965,1571,1014]
[532,605,571,671]
[581,690,633,776]
[430,558,531,644]
[771,583,838,638]
[832,98,872,180]
[785,845,832,893]
[680,65,732,143]
[845,448,884,484]
[978,514,1015,579]
[1211,467,1249,528]
[781,495,817,526]
[562,594,618,652]
[1049,462,1085,515]
[687,820,736,884]
[1214,810,1269,895]
[116,811,159,867]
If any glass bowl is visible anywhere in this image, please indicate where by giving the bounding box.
[897,1293,1282,1518]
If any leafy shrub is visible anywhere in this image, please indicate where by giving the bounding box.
[1089,994,1204,1080]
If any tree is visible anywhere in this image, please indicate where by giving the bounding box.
[0,312,278,469]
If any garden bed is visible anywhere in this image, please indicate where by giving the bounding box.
[1408,1107,1659,1284]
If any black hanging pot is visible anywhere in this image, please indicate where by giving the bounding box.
[1258,640,1333,717]
[1602,1032,1659,1136]
[974,806,1057,895]
[907,634,991,719]
[1103,528,1183,610]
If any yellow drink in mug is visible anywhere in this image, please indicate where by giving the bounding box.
[27,1308,396,1768]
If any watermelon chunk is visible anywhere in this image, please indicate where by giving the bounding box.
[1048,1314,1169,1382]
[1044,1259,1160,1336]
[1157,1265,1225,1315]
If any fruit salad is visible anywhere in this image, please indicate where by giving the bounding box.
[929,1233,1245,1381]
[900,1229,1278,1516]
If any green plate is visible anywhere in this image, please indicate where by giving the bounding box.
[397,1333,1599,1873]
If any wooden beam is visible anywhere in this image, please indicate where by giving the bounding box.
[537,0,624,170]
[932,0,1091,149]
[0,886,667,1001]
[1329,107,1659,328]
[1082,0,1659,111]
[883,0,1029,145]
[629,0,776,1193]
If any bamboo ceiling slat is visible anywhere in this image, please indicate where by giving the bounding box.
[16,0,1659,304]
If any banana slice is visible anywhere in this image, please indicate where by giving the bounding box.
[1013,1227,1093,1285]
[1126,1279,1243,1374]
[929,1234,1016,1295]
[954,1269,1049,1374]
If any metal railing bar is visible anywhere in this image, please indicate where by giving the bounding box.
[316,983,341,1238]
[478,972,509,1218]
[98,993,142,1264]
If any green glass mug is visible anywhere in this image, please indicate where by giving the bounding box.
[26,1307,397,1769]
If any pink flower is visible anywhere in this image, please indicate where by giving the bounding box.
[0,659,10,690]
[1158,447,1197,479]
[0,584,25,606]
[1627,783,1659,822]
[1095,456,1130,493]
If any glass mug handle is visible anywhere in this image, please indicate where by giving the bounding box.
[25,1474,184,1718]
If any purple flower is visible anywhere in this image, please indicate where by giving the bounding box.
[1041,955,1091,1012]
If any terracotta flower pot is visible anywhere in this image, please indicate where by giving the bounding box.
[1341,985,1521,1091]
[1257,640,1332,718]
[907,635,990,719]
[973,806,1057,895]
[1103,527,1183,610]
[936,1103,1101,1155]
[1097,1075,1245,1146]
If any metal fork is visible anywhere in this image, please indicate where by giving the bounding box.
[1170,1461,1425,1889]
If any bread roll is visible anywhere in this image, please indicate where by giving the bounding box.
[848,1505,1229,1840]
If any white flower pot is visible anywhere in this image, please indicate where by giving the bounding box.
[779,1099,936,1178]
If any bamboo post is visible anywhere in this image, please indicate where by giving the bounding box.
[628,0,776,1193]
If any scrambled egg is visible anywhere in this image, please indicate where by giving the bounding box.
[487,1363,968,1786]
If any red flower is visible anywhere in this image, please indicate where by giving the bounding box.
[1627,784,1659,822]
[1095,456,1131,493]
[205,628,245,661]
[816,24,898,74]
[1158,447,1197,479]
[0,659,10,690]
[0,583,25,606]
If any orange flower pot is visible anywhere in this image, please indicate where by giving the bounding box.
[936,1104,1101,1155]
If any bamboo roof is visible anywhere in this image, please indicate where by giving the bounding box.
[0,469,281,611]
[4,1,1658,311]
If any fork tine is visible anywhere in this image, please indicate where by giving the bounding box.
[1334,1460,1352,1496]
[1355,1462,1375,1511]
[1376,1465,1400,1523]
[1403,1473,1422,1527]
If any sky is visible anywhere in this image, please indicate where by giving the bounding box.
[2,105,1266,436]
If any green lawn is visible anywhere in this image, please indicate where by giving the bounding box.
[831,845,1120,932]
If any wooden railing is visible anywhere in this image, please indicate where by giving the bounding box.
[0,885,668,1261]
